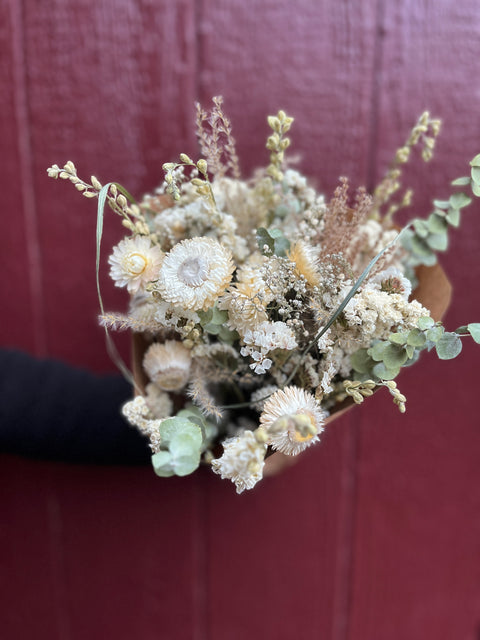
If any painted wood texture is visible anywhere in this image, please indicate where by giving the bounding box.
[1,1,480,639]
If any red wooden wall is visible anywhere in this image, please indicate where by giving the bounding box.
[2,1,480,638]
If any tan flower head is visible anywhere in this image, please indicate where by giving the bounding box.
[259,386,326,456]
[287,240,320,287]
[143,340,192,391]
[108,236,163,294]
[156,237,234,311]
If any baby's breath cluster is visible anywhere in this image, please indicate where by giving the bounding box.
[48,98,480,493]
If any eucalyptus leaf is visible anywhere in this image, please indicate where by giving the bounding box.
[170,429,203,457]
[159,417,201,447]
[407,328,427,347]
[426,232,448,252]
[417,316,434,330]
[372,362,400,381]
[256,227,275,254]
[350,348,373,373]
[426,326,444,343]
[382,344,409,369]
[433,199,450,209]
[472,182,480,197]
[467,323,480,344]
[427,213,448,234]
[449,192,472,209]
[435,333,462,360]
[273,235,291,257]
[413,219,430,238]
[451,177,471,186]
[471,167,480,184]
[172,453,201,477]
[405,344,415,359]
[389,332,409,345]
[409,235,433,257]
[151,451,175,477]
[469,153,480,167]
[368,342,388,362]
[445,208,460,227]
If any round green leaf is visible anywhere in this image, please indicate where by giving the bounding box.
[372,362,400,381]
[382,344,409,369]
[417,316,434,330]
[427,213,448,234]
[469,153,480,167]
[471,167,480,185]
[435,333,463,360]
[445,208,460,227]
[173,453,201,477]
[368,342,388,362]
[389,332,409,345]
[451,177,471,186]
[407,328,427,347]
[351,348,373,373]
[467,323,480,344]
[170,429,203,457]
[426,232,448,252]
[159,417,201,447]
[426,326,444,343]
[472,181,480,198]
[449,192,472,209]
[151,451,175,477]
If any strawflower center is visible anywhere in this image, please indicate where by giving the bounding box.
[126,252,148,276]
[178,256,209,287]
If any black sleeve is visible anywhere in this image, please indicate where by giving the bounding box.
[0,349,150,465]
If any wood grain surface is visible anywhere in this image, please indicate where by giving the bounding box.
[1,0,479,638]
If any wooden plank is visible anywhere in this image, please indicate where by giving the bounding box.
[0,1,42,355]
[0,456,203,640]
[197,1,379,637]
[23,0,197,372]
[0,3,202,640]
[348,1,480,638]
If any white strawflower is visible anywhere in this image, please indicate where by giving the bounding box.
[366,267,412,300]
[108,236,163,294]
[260,386,326,456]
[143,340,192,391]
[156,237,235,311]
[211,430,267,494]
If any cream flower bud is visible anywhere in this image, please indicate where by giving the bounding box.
[143,340,192,391]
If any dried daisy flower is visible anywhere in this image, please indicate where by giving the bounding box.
[108,236,163,294]
[155,237,235,311]
[219,282,269,335]
[260,386,326,456]
[365,267,412,300]
[211,430,267,494]
[143,340,192,391]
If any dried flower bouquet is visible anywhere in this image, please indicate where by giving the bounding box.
[48,97,480,493]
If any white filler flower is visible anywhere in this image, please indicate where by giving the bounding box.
[260,386,326,456]
[211,430,267,494]
[156,237,235,311]
[108,236,163,294]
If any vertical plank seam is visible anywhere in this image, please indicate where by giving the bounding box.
[193,2,210,639]
[9,0,47,356]
[47,485,72,640]
[366,0,386,194]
